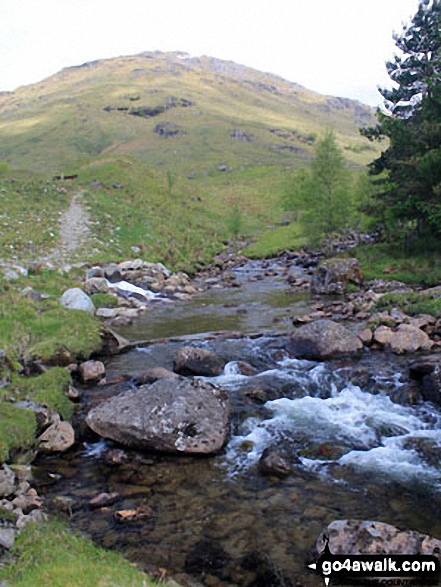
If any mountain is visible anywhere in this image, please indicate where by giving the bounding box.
[0,51,377,174]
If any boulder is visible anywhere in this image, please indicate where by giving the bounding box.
[38,421,75,453]
[79,360,106,382]
[390,324,433,353]
[316,520,441,556]
[420,364,441,406]
[0,528,15,550]
[59,288,95,314]
[89,492,119,509]
[311,258,363,295]
[84,277,111,295]
[258,448,292,477]
[85,378,230,455]
[375,324,433,353]
[287,319,363,359]
[133,367,179,386]
[173,346,225,376]
[0,465,16,498]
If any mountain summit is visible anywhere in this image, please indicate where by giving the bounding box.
[0,51,376,173]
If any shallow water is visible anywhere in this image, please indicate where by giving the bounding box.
[34,261,441,586]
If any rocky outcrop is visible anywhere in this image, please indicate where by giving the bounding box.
[311,258,363,295]
[85,377,230,455]
[287,319,363,359]
[173,346,225,376]
[316,520,441,556]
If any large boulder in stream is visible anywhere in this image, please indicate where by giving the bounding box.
[311,257,363,295]
[173,346,225,376]
[316,520,441,556]
[287,319,363,359]
[85,377,230,455]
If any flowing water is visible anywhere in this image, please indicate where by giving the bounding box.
[33,261,441,586]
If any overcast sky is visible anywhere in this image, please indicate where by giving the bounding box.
[1,0,420,106]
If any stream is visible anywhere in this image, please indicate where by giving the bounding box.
[33,261,441,586]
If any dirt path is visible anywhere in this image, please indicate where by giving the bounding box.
[48,191,91,265]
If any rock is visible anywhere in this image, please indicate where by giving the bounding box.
[409,355,441,378]
[311,258,363,295]
[375,324,433,353]
[86,378,230,455]
[84,277,111,295]
[421,364,441,405]
[114,505,152,523]
[389,324,433,353]
[0,465,16,498]
[258,448,292,477]
[133,367,179,385]
[103,264,123,283]
[99,325,131,355]
[113,280,155,302]
[0,528,15,550]
[287,319,363,359]
[60,288,95,314]
[407,314,436,329]
[11,489,43,514]
[373,325,393,345]
[358,328,373,345]
[79,360,106,382]
[316,520,441,556]
[95,308,119,319]
[38,421,75,453]
[89,492,119,509]
[173,346,225,377]
[86,266,105,279]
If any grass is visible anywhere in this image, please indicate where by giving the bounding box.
[0,52,378,176]
[375,291,441,318]
[348,242,441,287]
[0,403,36,462]
[0,293,101,363]
[244,222,305,257]
[10,368,74,421]
[0,519,168,587]
[0,172,73,263]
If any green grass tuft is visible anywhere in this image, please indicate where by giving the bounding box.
[0,403,36,462]
[244,222,305,258]
[0,519,166,587]
[11,368,73,421]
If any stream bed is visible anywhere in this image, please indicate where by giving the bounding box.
[33,261,441,586]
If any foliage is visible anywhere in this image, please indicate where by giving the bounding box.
[282,130,360,245]
[227,201,243,238]
[0,403,36,462]
[0,519,165,587]
[362,0,441,245]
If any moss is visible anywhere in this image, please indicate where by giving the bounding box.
[91,293,119,309]
[0,403,36,462]
[11,368,73,421]
[0,519,165,587]
[374,291,441,319]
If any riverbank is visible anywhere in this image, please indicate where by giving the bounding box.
[2,238,441,586]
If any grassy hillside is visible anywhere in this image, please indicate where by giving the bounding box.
[0,51,378,176]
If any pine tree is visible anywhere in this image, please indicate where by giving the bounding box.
[363,0,441,247]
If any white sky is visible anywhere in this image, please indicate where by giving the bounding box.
[1,0,420,106]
